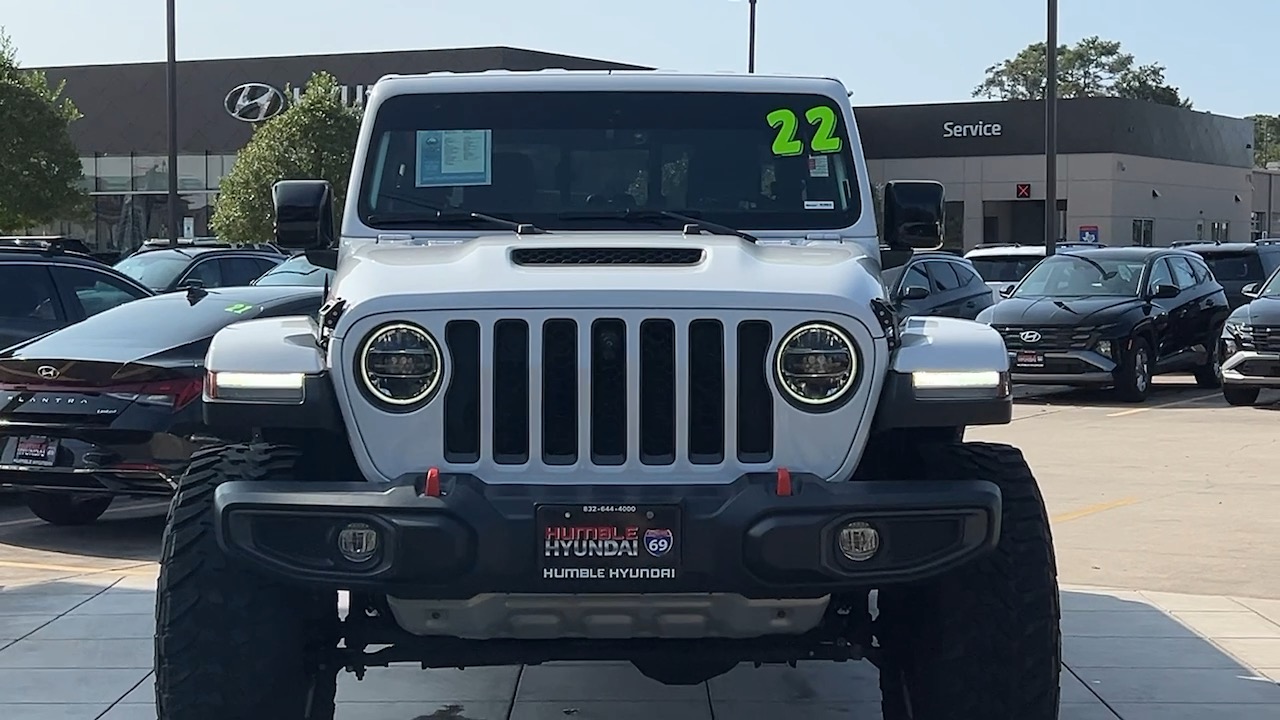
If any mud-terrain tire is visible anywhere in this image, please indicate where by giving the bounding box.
[154,443,339,720]
[1222,385,1260,406]
[876,442,1061,720]
[23,492,112,525]
[1115,336,1153,403]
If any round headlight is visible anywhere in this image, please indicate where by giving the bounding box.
[775,322,857,406]
[358,323,441,407]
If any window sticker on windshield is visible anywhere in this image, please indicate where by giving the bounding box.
[415,130,492,187]
[808,155,830,178]
[224,302,255,314]
[804,200,835,210]
[767,106,844,157]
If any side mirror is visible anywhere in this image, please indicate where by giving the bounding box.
[1242,282,1260,299]
[1149,284,1180,300]
[882,180,945,251]
[273,180,335,250]
[999,284,1016,298]
[901,285,930,301]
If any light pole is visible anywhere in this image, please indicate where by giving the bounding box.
[1044,0,1059,255]
[747,0,758,73]
[165,0,179,246]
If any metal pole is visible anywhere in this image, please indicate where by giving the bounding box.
[165,0,179,245]
[748,0,757,73]
[1044,0,1058,255]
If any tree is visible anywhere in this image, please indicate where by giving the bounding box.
[211,71,362,244]
[1248,115,1280,168]
[973,36,1192,108]
[0,29,87,232]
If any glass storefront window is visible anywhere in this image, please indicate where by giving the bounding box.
[206,155,224,190]
[132,156,169,192]
[95,155,132,192]
[178,155,208,191]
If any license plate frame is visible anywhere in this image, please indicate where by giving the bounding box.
[537,504,681,582]
[1015,351,1046,369]
[12,435,59,467]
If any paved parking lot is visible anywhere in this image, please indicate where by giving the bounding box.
[1,377,1278,719]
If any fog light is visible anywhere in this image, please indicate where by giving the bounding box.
[1096,340,1112,357]
[837,521,880,562]
[337,522,380,564]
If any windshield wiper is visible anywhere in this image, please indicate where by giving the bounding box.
[1064,254,1117,279]
[556,209,759,244]
[371,192,547,234]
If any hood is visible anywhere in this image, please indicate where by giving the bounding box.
[329,231,887,317]
[1232,296,1280,326]
[985,295,1145,325]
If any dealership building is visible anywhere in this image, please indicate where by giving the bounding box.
[29,47,1258,255]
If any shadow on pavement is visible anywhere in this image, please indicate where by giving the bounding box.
[0,502,165,563]
[2,570,1278,718]
[1014,380,1222,409]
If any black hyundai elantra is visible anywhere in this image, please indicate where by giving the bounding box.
[0,285,325,525]
[977,247,1230,402]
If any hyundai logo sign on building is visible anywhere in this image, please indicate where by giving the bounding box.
[223,83,288,122]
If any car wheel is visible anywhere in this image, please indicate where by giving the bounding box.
[1222,385,1260,407]
[1193,334,1222,388]
[22,492,113,526]
[876,442,1061,720]
[1115,337,1153,403]
[154,443,338,720]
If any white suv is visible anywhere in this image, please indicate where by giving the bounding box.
[964,241,1103,300]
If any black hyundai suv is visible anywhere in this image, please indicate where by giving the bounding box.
[1171,239,1280,309]
[113,241,285,293]
[976,246,1231,401]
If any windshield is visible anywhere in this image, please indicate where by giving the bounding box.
[253,256,333,286]
[969,255,1042,283]
[113,253,189,290]
[358,91,861,233]
[1013,255,1147,297]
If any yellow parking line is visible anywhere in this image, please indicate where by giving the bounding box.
[0,559,155,574]
[1106,392,1219,418]
[1051,496,1138,523]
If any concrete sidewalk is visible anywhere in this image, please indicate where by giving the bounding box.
[1,571,1277,719]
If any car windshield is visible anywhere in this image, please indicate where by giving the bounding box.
[1013,255,1147,297]
[252,256,333,286]
[113,253,189,290]
[969,255,1042,283]
[357,90,861,233]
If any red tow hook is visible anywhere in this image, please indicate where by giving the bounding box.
[422,466,441,497]
[775,467,793,497]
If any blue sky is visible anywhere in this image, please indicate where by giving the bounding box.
[2,0,1270,117]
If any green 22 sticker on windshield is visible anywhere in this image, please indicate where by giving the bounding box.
[767,106,844,157]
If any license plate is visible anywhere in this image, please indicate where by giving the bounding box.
[537,504,680,582]
[1015,351,1045,368]
[13,435,58,466]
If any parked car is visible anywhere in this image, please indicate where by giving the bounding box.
[113,243,286,293]
[251,252,335,287]
[976,246,1230,401]
[0,285,326,525]
[882,251,994,319]
[964,240,1104,301]
[121,237,287,260]
[1171,239,1280,309]
[0,244,154,350]
[1218,264,1280,405]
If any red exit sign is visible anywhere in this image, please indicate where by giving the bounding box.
[1016,183,1032,199]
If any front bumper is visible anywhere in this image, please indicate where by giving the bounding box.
[1008,349,1117,385]
[214,473,1001,599]
[1221,349,1280,386]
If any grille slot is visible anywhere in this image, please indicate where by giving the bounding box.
[442,317,774,469]
[997,325,1099,351]
[511,248,705,266]
[1242,326,1280,352]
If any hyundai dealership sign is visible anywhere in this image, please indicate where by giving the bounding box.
[942,120,1003,138]
[223,81,371,122]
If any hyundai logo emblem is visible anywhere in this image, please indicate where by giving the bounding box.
[224,82,287,123]
[37,365,59,379]
[1019,331,1042,343]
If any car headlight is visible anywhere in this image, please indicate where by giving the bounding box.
[1096,339,1112,358]
[358,322,442,408]
[775,322,858,408]
[1225,321,1247,338]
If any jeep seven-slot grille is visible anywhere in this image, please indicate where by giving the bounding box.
[441,318,773,466]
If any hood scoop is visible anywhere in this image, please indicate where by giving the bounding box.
[511,247,705,266]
